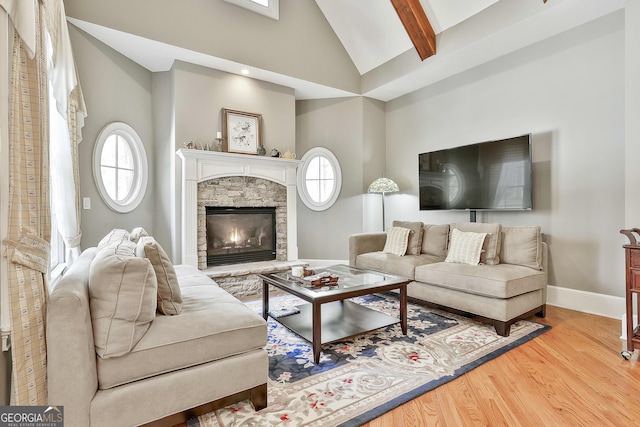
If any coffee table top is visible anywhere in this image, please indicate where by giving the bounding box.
[260,264,409,302]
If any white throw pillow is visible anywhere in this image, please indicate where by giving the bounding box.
[452,222,501,265]
[383,226,411,257]
[392,221,423,255]
[445,228,488,265]
[97,229,130,250]
[129,227,149,244]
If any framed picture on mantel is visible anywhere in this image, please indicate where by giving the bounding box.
[222,108,262,155]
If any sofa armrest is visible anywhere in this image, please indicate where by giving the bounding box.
[348,232,387,266]
[47,248,98,427]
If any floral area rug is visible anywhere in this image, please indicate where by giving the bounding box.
[192,293,550,427]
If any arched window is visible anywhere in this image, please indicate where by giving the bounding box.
[297,147,342,211]
[93,122,148,213]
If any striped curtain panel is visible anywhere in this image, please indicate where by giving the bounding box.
[3,1,50,405]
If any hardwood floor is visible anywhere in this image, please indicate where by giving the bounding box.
[362,305,640,427]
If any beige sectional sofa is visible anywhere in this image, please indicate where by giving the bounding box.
[47,229,268,427]
[349,221,547,336]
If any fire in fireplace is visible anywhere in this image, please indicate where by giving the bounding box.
[206,206,276,266]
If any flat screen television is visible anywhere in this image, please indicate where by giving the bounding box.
[419,134,532,211]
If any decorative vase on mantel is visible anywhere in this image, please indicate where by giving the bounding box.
[257,145,266,156]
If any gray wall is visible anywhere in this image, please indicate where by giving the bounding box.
[70,25,156,248]
[385,11,625,297]
[64,0,360,95]
[295,97,385,260]
[151,71,175,254]
[626,1,640,228]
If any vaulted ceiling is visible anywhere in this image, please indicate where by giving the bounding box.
[67,0,624,101]
[315,0,498,74]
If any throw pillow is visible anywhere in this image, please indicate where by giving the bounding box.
[501,226,543,270]
[392,221,423,255]
[445,228,487,265]
[452,222,502,264]
[97,228,130,250]
[129,227,149,243]
[89,240,157,359]
[136,237,183,315]
[383,226,412,257]
[421,224,450,258]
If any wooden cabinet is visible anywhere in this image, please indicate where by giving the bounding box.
[621,229,640,359]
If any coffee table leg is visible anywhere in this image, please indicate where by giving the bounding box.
[400,285,408,335]
[312,302,322,363]
[262,279,269,320]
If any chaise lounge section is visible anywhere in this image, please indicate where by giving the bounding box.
[349,221,547,336]
[47,229,268,427]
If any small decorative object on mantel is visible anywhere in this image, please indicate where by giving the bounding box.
[184,140,196,149]
[257,145,266,156]
[222,108,262,155]
[214,131,223,152]
[270,148,280,157]
[282,151,296,159]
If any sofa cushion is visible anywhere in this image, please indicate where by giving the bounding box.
[383,226,411,256]
[95,273,267,389]
[445,228,487,265]
[392,221,423,255]
[501,226,543,270]
[97,229,130,249]
[452,222,502,265]
[421,224,449,258]
[356,251,443,280]
[414,261,547,299]
[136,237,183,315]
[89,240,158,359]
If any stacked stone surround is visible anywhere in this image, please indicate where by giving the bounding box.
[197,176,291,297]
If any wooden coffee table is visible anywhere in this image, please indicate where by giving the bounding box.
[259,264,409,364]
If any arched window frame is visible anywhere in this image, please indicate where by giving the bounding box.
[296,147,342,211]
[93,122,148,213]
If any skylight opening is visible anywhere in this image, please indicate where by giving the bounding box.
[224,0,279,20]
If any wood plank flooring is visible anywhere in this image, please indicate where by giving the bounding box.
[362,305,640,427]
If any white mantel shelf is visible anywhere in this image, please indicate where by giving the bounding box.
[176,149,302,267]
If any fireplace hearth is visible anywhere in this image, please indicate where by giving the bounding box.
[206,206,276,266]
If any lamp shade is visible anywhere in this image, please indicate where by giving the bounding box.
[368,177,399,194]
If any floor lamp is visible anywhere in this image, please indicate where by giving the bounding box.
[367,177,399,231]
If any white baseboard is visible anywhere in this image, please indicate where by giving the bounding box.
[546,285,625,319]
[300,261,627,321]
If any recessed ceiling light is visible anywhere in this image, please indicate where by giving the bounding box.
[241,69,250,75]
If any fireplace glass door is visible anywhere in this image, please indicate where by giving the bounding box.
[206,207,276,266]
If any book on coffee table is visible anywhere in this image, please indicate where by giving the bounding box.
[268,307,301,318]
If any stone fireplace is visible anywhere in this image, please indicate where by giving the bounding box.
[199,178,286,269]
[177,149,301,269]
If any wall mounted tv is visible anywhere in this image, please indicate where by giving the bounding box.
[419,134,533,212]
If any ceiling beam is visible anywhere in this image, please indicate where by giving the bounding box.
[390,0,436,61]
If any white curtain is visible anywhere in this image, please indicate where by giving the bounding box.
[45,0,86,263]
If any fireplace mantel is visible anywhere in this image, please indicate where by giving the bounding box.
[177,149,302,267]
